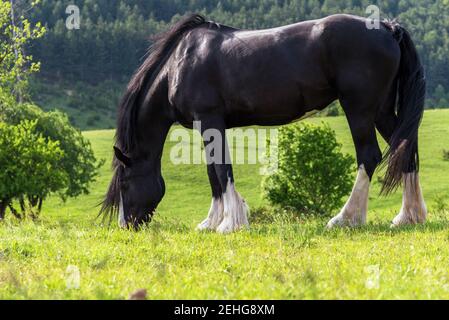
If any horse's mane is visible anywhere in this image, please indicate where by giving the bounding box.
[115,13,208,155]
[100,14,209,221]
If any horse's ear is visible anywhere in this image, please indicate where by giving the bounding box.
[114,146,131,167]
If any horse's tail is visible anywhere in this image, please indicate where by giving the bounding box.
[116,14,207,153]
[381,22,426,194]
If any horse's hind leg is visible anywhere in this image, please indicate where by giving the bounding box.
[376,101,427,226]
[393,173,427,226]
[327,100,382,228]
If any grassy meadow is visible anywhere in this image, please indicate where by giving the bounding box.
[0,110,449,299]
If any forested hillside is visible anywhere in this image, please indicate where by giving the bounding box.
[26,0,449,129]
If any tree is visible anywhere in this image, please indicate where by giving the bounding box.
[1,0,439,130]
[263,123,355,216]
[0,0,45,102]
[0,1,100,219]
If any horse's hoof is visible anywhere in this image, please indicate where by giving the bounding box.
[326,215,346,229]
[216,221,235,234]
[216,219,249,234]
[391,217,425,229]
[391,209,427,228]
[196,220,216,232]
[327,214,365,229]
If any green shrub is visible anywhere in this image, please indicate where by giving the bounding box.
[0,91,102,218]
[325,102,344,117]
[0,100,102,199]
[263,123,355,216]
[0,120,67,219]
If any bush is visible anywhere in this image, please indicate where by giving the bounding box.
[0,91,102,218]
[325,102,344,117]
[0,120,67,219]
[0,100,102,199]
[263,123,355,216]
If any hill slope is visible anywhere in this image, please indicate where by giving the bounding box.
[43,109,449,224]
[27,0,449,129]
[0,110,448,299]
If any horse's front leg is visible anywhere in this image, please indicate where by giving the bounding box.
[197,163,224,231]
[196,115,249,234]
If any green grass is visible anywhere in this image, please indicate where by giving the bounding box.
[1,110,449,299]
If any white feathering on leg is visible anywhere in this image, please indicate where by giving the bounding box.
[327,165,370,228]
[392,173,427,227]
[197,197,224,231]
[216,179,250,234]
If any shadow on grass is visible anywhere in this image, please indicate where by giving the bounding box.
[363,219,449,234]
[248,206,449,240]
[135,208,449,240]
[3,205,447,241]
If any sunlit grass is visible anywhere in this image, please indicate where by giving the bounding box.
[0,110,448,299]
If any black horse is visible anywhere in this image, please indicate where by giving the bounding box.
[102,13,427,232]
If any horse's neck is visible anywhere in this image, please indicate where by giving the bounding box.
[136,118,172,164]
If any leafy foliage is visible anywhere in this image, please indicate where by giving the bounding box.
[0,0,45,100]
[0,2,100,219]
[6,0,444,129]
[26,1,449,114]
[0,94,102,200]
[263,123,355,216]
[0,88,102,219]
[0,119,66,219]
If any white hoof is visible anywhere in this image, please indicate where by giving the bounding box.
[216,218,249,234]
[327,165,370,229]
[196,197,224,232]
[326,213,365,229]
[196,219,217,231]
[216,219,236,234]
[216,198,250,234]
[215,179,250,234]
[392,173,427,227]
[391,209,427,227]
[326,215,346,229]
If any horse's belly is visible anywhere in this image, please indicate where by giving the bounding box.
[225,97,309,127]
[225,83,336,127]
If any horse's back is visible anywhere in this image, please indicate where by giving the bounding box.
[319,14,401,99]
[216,20,334,117]
[166,14,401,126]
[320,14,401,61]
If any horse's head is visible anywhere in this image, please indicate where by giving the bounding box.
[101,146,165,229]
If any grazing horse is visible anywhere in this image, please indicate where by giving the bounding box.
[101,13,427,232]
